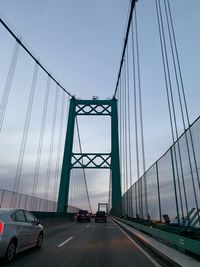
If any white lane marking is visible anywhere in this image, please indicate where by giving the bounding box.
[113,221,161,267]
[106,226,115,229]
[57,236,74,248]
[86,225,90,228]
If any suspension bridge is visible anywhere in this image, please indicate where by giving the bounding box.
[0,0,200,266]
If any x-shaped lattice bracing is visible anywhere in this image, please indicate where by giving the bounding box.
[71,153,111,168]
[76,104,111,115]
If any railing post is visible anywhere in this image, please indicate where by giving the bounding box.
[156,162,162,222]
[0,190,4,208]
[170,148,180,225]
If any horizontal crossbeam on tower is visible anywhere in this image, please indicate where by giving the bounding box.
[71,153,111,169]
[76,104,111,116]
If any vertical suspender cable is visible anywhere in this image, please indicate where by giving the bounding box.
[53,90,66,203]
[163,0,189,217]
[158,0,184,220]
[157,0,179,146]
[124,52,129,217]
[119,78,124,214]
[121,67,125,215]
[74,168,78,210]
[155,0,174,142]
[76,117,92,213]
[166,0,200,196]
[135,6,146,176]
[163,0,186,130]
[44,84,59,210]
[0,40,20,131]
[116,84,121,214]
[155,0,181,222]
[123,62,127,216]
[108,171,111,212]
[166,0,190,128]
[126,44,133,218]
[31,75,50,209]
[135,6,146,218]
[12,62,38,206]
[131,18,139,216]
[158,0,199,217]
[166,0,200,212]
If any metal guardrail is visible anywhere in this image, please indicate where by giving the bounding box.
[114,216,200,257]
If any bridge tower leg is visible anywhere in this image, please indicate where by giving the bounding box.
[57,97,121,215]
[111,99,122,216]
[57,97,76,212]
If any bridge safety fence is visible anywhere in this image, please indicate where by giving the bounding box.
[0,188,80,214]
[121,115,200,228]
[0,188,57,211]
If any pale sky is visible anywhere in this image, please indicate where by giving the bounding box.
[0,0,200,212]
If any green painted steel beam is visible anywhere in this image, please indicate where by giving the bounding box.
[72,153,111,169]
[75,99,113,105]
[57,97,122,214]
[111,98,122,216]
[57,98,76,212]
[76,104,111,116]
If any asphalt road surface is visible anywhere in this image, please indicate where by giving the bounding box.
[2,217,160,267]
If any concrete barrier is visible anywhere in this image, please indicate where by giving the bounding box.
[31,212,76,227]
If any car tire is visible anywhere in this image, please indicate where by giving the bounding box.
[4,239,17,263]
[36,232,43,249]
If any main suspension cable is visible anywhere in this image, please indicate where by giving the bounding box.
[0,16,73,98]
[114,0,137,98]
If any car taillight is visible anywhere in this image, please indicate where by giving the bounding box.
[0,220,4,235]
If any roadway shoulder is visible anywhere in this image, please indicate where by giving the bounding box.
[111,217,200,267]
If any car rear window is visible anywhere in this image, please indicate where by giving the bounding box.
[79,210,88,214]
[96,211,105,216]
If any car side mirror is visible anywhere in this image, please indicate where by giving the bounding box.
[36,219,41,225]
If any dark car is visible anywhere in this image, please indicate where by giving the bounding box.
[95,211,107,223]
[77,210,90,222]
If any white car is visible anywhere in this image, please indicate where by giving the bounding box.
[0,208,43,263]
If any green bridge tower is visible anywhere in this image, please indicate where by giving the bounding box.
[57,97,121,215]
